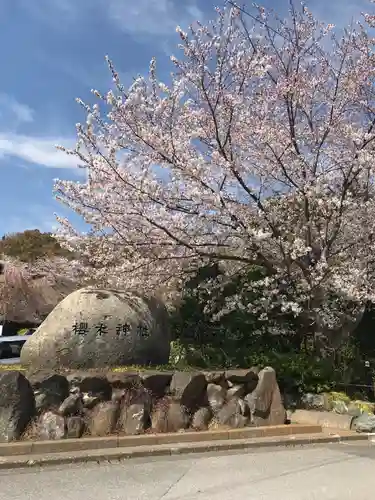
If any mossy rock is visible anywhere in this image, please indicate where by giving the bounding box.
[327,391,351,404]
[349,400,375,415]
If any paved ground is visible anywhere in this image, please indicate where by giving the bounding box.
[1,441,375,500]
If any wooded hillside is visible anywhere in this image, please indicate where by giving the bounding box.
[0,230,73,262]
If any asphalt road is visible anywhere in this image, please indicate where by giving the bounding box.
[1,442,375,500]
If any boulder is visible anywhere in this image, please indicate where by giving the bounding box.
[117,388,152,435]
[301,393,328,411]
[58,393,84,417]
[245,367,285,426]
[227,385,247,399]
[29,373,70,414]
[347,404,362,418]
[348,400,375,417]
[191,407,212,431]
[170,372,208,415]
[36,411,66,440]
[151,397,189,433]
[142,373,173,399]
[204,371,227,386]
[207,383,226,413]
[331,400,349,414]
[226,369,259,396]
[20,288,171,370]
[118,403,149,435]
[106,372,143,391]
[88,401,120,436]
[170,371,198,398]
[78,376,112,406]
[66,416,85,438]
[0,371,36,442]
[216,398,248,428]
[352,413,375,433]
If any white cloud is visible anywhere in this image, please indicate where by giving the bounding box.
[0,94,34,125]
[17,0,205,37]
[107,0,204,36]
[0,96,84,172]
[0,133,83,170]
[14,0,372,37]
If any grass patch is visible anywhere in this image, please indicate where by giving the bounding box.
[111,364,205,372]
[0,364,25,371]
[0,363,211,373]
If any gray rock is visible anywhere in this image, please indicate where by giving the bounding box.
[123,386,152,409]
[347,401,375,417]
[347,404,362,418]
[112,389,127,403]
[142,373,173,399]
[191,407,212,431]
[170,372,208,415]
[79,376,112,407]
[59,393,83,417]
[170,372,197,398]
[31,374,70,414]
[216,398,249,428]
[207,383,226,413]
[20,288,171,370]
[227,385,246,399]
[352,413,375,433]
[0,371,36,442]
[225,369,252,383]
[107,372,143,391]
[89,401,120,436]
[204,371,227,385]
[118,403,148,435]
[151,397,189,433]
[332,400,349,414]
[118,388,152,435]
[225,369,259,396]
[301,393,327,411]
[37,412,66,440]
[244,366,285,426]
[34,393,48,414]
[66,416,85,438]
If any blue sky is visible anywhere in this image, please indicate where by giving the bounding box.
[0,0,370,236]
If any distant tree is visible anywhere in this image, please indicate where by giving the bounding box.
[0,229,74,263]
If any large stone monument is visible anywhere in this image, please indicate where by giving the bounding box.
[20,287,171,370]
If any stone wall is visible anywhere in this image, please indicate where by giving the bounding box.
[0,366,286,442]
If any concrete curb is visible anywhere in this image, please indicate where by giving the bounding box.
[0,424,321,457]
[0,432,369,470]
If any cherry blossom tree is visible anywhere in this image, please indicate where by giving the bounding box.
[54,2,375,345]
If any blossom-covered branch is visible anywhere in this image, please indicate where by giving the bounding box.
[54,2,375,334]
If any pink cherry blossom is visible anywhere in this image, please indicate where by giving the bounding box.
[54,2,375,339]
